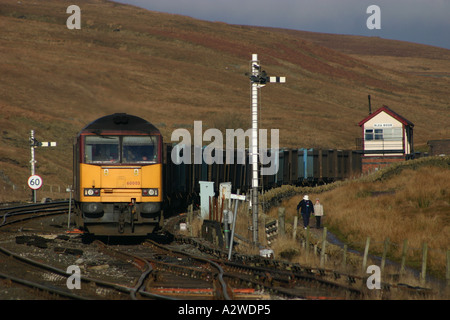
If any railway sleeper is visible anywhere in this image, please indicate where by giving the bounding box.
[149,259,213,282]
[172,234,364,297]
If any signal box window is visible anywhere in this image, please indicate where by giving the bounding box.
[374,129,383,140]
[365,129,374,141]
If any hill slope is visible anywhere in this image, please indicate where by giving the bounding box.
[0,0,449,193]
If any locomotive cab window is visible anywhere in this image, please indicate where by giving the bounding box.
[85,136,119,163]
[123,136,158,164]
[84,135,159,164]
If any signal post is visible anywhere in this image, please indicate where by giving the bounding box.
[249,54,285,244]
[29,130,56,203]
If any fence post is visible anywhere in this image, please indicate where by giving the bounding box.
[320,227,327,268]
[305,226,310,256]
[278,207,285,237]
[381,237,389,273]
[420,242,427,285]
[188,204,193,237]
[362,237,370,273]
[292,216,298,240]
[342,244,347,269]
[446,250,450,288]
[400,239,408,277]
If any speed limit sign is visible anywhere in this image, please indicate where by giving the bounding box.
[28,175,43,190]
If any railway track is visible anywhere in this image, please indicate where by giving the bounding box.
[0,202,230,300]
[0,201,438,300]
[167,235,362,299]
[0,200,71,227]
[0,201,169,300]
[142,239,231,299]
[0,244,139,300]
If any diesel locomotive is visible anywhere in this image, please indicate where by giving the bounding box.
[73,113,163,236]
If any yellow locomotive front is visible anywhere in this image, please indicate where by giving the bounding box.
[73,114,163,236]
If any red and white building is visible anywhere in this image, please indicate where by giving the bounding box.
[357,105,414,173]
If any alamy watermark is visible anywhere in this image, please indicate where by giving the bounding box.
[170,121,279,175]
[366,265,381,289]
[66,265,81,289]
[66,5,81,30]
[366,5,381,30]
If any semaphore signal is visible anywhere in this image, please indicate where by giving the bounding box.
[248,53,285,244]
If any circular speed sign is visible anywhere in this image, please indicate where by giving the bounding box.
[28,175,43,190]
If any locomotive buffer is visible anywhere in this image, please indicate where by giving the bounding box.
[249,54,285,244]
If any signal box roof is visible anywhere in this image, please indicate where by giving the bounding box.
[358,105,414,127]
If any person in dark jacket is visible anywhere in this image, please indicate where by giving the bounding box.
[297,195,314,229]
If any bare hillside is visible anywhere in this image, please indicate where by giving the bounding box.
[0,0,449,192]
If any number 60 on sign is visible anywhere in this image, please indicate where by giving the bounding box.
[28,175,43,190]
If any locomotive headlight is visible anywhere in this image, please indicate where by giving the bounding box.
[84,188,100,196]
[142,188,158,196]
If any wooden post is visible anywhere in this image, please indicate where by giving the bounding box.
[292,216,298,240]
[305,227,310,256]
[219,195,224,224]
[188,204,193,237]
[362,237,370,273]
[381,237,389,273]
[320,227,327,268]
[212,227,217,246]
[216,197,219,221]
[342,244,347,269]
[209,196,212,220]
[446,250,450,287]
[278,207,285,237]
[400,239,408,276]
[420,242,427,285]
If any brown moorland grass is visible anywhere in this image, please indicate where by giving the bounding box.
[264,157,450,281]
[0,0,449,196]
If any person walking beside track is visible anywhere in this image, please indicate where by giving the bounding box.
[313,198,324,228]
[297,195,314,229]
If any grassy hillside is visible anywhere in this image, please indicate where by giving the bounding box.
[1,0,449,196]
[264,156,450,280]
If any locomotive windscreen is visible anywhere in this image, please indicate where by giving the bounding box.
[84,135,159,164]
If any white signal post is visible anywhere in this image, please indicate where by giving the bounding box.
[249,54,285,244]
[29,130,57,203]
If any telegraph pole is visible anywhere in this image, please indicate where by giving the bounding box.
[249,54,285,244]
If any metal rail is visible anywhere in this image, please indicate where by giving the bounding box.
[144,240,231,300]
[0,242,175,300]
[0,200,71,226]
[92,240,177,300]
[174,234,367,297]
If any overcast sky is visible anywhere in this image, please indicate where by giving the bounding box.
[115,0,450,49]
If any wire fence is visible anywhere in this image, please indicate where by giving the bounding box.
[0,184,71,202]
[273,211,449,289]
